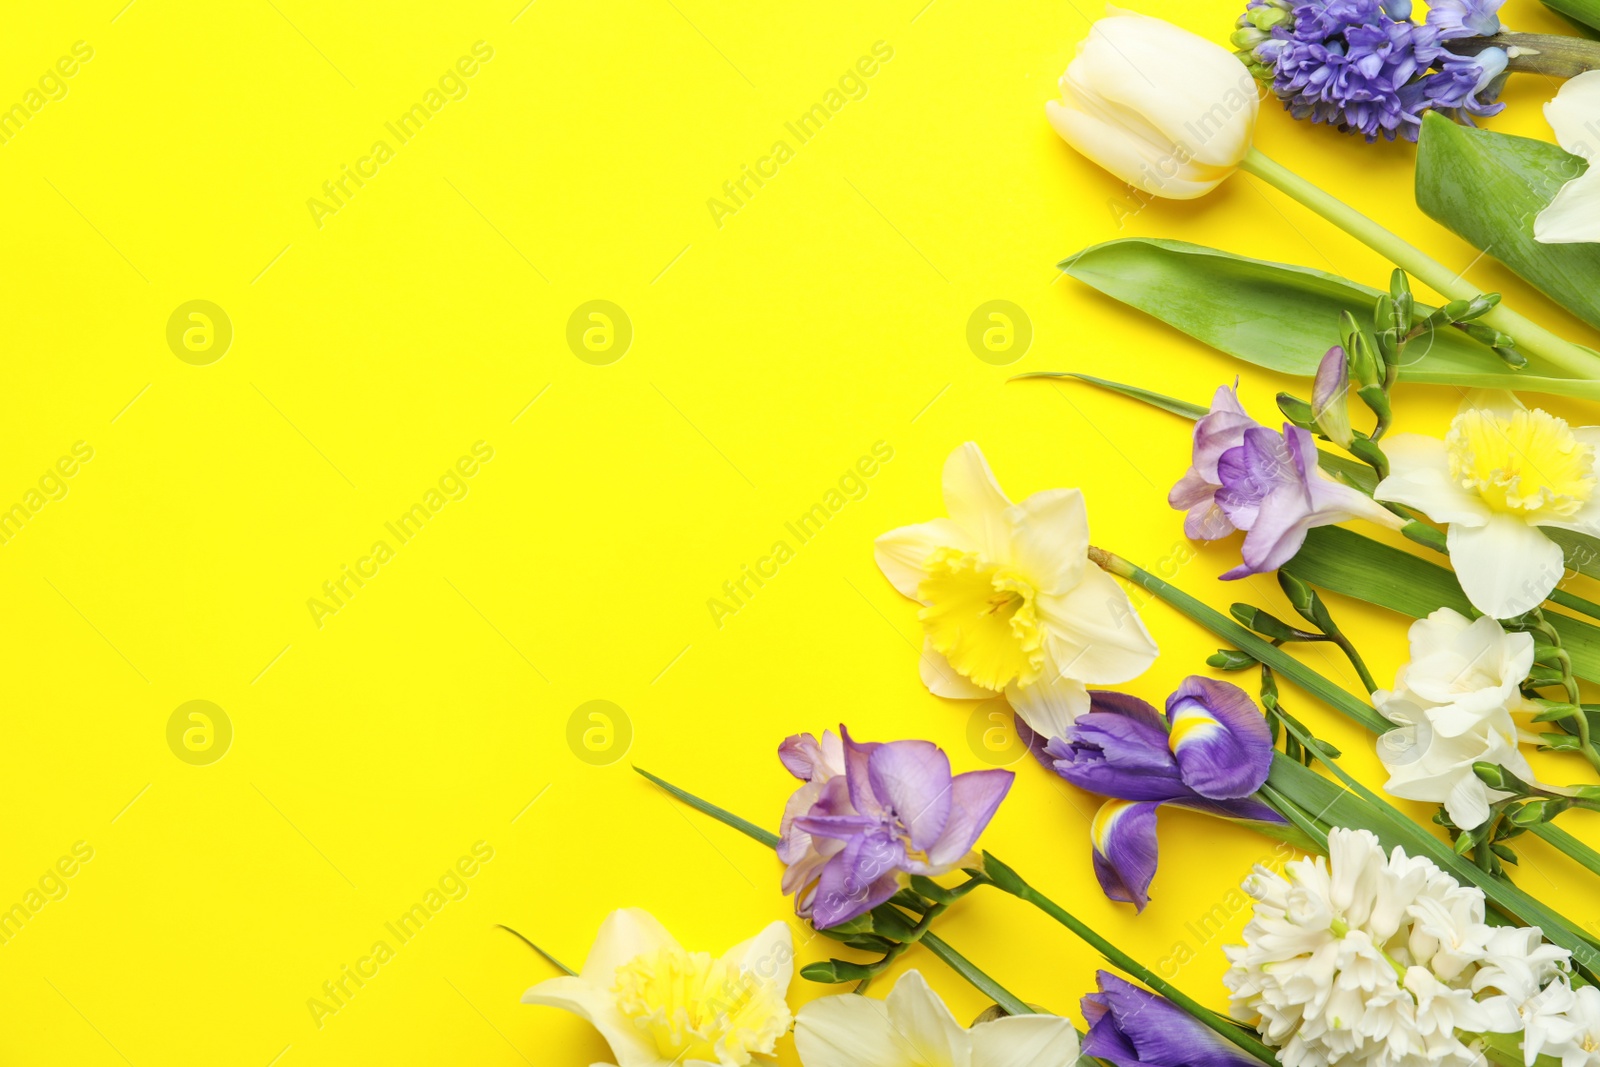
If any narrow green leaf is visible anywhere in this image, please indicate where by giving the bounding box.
[1543,0,1600,32]
[634,766,779,849]
[1061,238,1600,400]
[1417,113,1600,332]
[921,934,1033,1017]
[1012,372,1208,419]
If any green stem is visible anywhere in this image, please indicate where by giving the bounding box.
[1239,148,1600,381]
[496,924,577,976]
[981,853,1279,1067]
[921,932,1033,1017]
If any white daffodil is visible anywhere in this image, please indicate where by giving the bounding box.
[522,909,793,1067]
[794,970,1080,1067]
[875,443,1158,738]
[1374,391,1600,619]
[1536,70,1600,245]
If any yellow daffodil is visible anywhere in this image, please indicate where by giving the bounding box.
[522,909,793,1067]
[875,443,1157,737]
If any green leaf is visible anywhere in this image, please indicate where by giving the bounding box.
[1542,0,1600,35]
[1417,112,1600,333]
[633,766,779,849]
[1061,238,1600,400]
[1011,372,1208,419]
[1281,526,1600,685]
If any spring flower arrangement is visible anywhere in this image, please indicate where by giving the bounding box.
[506,6,1600,1067]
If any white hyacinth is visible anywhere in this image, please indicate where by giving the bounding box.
[1224,828,1597,1067]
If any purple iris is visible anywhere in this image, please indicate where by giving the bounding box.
[1018,678,1280,910]
[1083,970,1261,1067]
[1239,0,1507,142]
[777,726,1013,930]
[1171,386,1389,580]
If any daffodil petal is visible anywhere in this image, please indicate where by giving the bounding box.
[1036,565,1159,683]
[942,442,1013,559]
[920,637,999,700]
[875,519,975,599]
[1005,672,1090,739]
[521,976,658,1067]
[1447,516,1564,619]
[1004,488,1090,594]
[577,908,680,984]
[1544,69,1600,157]
[969,1014,1083,1067]
[1374,435,1491,527]
[793,992,903,1067]
[722,920,795,994]
[886,970,971,1065]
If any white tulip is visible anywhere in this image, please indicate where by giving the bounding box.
[1535,70,1600,245]
[1046,13,1260,199]
[794,969,1081,1067]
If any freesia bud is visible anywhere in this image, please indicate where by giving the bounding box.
[1312,346,1354,448]
[1046,13,1260,200]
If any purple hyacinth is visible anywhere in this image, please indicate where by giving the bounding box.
[1017,679,1281,910]
[777,727,1013,930]
[1083,971,1261,1067]
[1236,0,1508,141]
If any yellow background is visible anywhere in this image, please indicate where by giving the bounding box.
[4,0,1599,1063]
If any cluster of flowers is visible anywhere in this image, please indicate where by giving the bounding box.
[1228,827,1600,1067]
[1235,0,1509,141]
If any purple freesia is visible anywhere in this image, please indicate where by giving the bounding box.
[1168,383,1261,540]
[1083,971,1261,1067]
[1019,678,1280,910]
[1212,422,1394,580]
[777,726,1013,930]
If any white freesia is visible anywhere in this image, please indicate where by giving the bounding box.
[1046,12,1260,199]
[1374,391,1600,618]
[875,443,1158,738]
[522,909,793,1067]
[1224,827,1577,1067]
[1375,697,1531,831]
[794,969,1080,1067]
[1536,70,1600,245]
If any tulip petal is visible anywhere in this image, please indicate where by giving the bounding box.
[943,442,1013,558]
[1166,676,1273,800]
[969,1014,1082,1067]
[1447,515,1564,619]
[876,518,976,599]
[1090,799,1164,910]
[923,768,1014,870]
[868,741,953,853]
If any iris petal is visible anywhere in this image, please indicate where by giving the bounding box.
[1166,677,1274,800]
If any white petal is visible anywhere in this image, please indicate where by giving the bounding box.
[921,637,997,700]
[577,909,679,985]
[793,993,904,1067]
[1448,517,1564,619]
[1444,774,1493,831]
[970,1015,1082,1067]
[1005,673,1089,739]
[886,970,973,1067]
[1373,435,1490,527]
[943,443,1013,559]
[1035,564,1158,684]
[521,976,659,1067]
[1535,171,1600,245]
[1004,488,1089,594]
[1045,99,1219,199]
[723,920,795,994]
[876,519,974,599]
[1544,69,1600,158]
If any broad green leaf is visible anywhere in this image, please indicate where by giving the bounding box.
[1284,526,1600,683]
[1543,0,1600,33]
[1417,113,1600,332]
[1063,238,1600,400]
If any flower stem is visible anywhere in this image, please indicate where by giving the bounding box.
[1239,148,1600,381]
[1448,31,1600,79]
[979,853,1280,1066]
[920,932,1033,1016]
